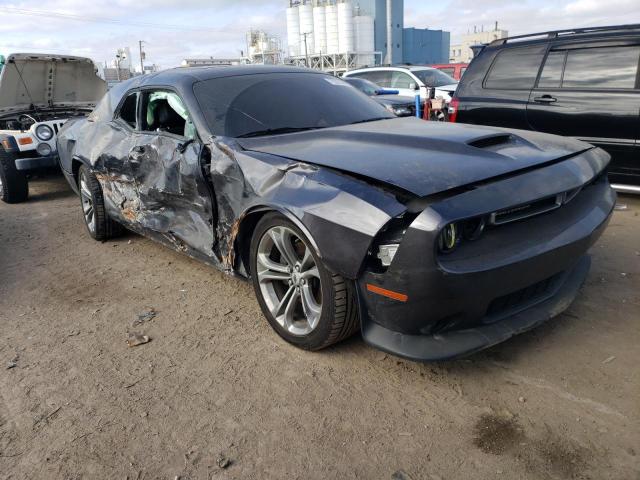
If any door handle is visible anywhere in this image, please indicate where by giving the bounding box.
[533,95,557,104]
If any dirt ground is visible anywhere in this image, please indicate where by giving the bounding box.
[1,173,638,480]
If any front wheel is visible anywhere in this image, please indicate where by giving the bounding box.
[0,148,28,203]
[250,213,359,351]
[78,165,122,241]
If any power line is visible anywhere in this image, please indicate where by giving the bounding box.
[0,6,228,32]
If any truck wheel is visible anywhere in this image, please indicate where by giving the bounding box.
[0,148,29,203]
[78,164,122,241]
[250,213,360,351]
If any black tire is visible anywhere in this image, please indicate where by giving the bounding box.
[77,164,122,241]
[0,148,28,203]
[250,213,359,351]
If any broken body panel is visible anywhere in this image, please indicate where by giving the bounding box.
[57,66,615,361]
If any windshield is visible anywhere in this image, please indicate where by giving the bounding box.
[412,69,457,87]
[193,72,393,138]
[344,77,381,96]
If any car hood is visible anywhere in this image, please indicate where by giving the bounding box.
[437,83,458,92]
[0,53,107,113]
[374,95,416,106]
[237,117,592,198]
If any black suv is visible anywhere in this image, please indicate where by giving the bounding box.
[449,24,640,192]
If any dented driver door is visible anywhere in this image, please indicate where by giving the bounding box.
[125,89,216,258]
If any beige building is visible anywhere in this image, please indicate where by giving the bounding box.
[450,24,508,63]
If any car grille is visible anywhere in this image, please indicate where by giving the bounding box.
[485,272,563,321]
[489,187,582,226]
[51,121,66,134]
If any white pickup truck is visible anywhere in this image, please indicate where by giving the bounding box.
[0,53,106,203]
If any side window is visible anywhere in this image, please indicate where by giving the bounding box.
[485,47,545,89]
[538,51,566,88]
[141,90,197,139]
[440,68,455,77]
[562,46,640,89]
[390,71,415,89]
[359,71,392,87]
[116,92,138,129]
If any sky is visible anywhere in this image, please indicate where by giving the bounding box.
[0,0,639,69]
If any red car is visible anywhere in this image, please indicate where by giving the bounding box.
[429,63,469,80]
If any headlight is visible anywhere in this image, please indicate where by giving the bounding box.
[35,124,54,141]
[438,217,487,254]
[384,104,395,114]
[462,217,486,241]
[392,106,413,116]
[437,223,460,254]
[377,244,399,267]
[36,143,52,156]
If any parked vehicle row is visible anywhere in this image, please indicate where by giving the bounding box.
[343,77,417,117]
[449,24,640,191]
[429,63,469,80]
[56,66,614,361]
[343,65,458,103]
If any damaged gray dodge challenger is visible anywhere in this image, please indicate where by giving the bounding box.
[57,66,615,361]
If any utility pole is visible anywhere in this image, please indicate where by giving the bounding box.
[138,40,146,75]
[385,0,394,65]
[301,32,311,67]
[115,54,121,81]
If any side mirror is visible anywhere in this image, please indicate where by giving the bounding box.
[409,83,419,91]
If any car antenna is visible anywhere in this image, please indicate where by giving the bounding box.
[11,60,41,121]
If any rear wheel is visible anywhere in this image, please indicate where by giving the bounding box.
[250,213,359,351]
[78,165,122,241]
[0,148,28,203]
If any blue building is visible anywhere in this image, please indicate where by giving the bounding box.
[402,27,450,65]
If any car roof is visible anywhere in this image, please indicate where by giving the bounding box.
[347,65,437,74]
[487,23,640,49]
[120,64,324,90]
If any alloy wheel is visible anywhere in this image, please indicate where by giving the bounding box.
[79,170,96,234]
[256,225,322,336]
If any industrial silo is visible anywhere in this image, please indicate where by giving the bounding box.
[286,3,301,57]
[313,2,327,55]
[354,13,374,66]
[337,1,354,53]
[298,2,315,56]
[325,3,339,54]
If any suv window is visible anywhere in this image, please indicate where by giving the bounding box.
[117,92,138,129]
[485,47,545,89]
[141,90,196,139]
[390,71,415,89]
[538,51,566,88]
[562,46,640,89]
[350,70,392,88]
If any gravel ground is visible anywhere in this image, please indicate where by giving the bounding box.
[1,173,638,480]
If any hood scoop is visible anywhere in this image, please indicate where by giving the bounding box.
[467,134,514,150]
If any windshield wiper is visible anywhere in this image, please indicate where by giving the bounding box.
[237,126,322,138]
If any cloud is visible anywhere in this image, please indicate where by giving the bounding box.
[0,0,287,67]
[406,0,640,39]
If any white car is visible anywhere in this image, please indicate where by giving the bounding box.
[0,53,106,203]
[343,66,458,103]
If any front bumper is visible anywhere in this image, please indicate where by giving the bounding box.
[362,255,590,361]
[357,148,615,361]
[15,155,59,171]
